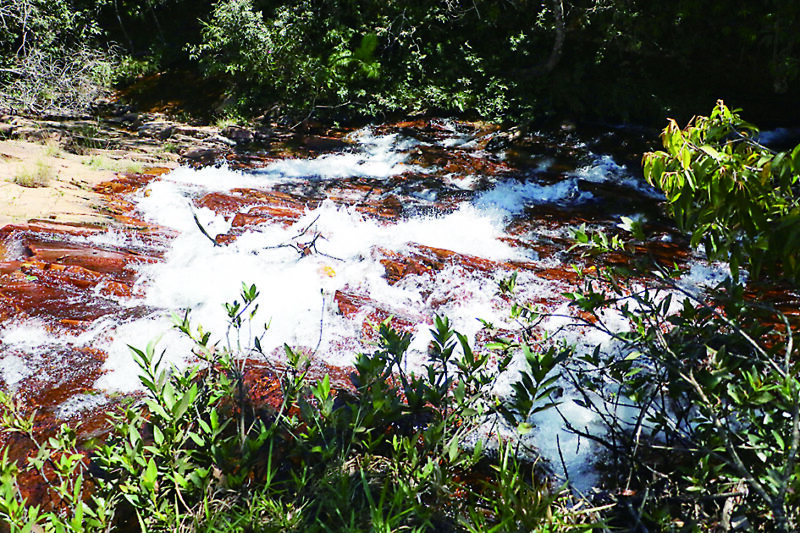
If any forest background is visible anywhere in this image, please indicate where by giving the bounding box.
[1,0,799,126]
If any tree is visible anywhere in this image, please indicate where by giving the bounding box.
[643,101,800,282]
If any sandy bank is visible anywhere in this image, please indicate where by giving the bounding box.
[0,138,176,227]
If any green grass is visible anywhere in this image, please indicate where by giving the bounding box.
[10,160,54,187]
[82,155,144,174]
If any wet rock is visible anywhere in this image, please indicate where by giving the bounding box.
[301,135,349,152]
[1,220,105,239]
[377,244,539,286]
[195,190,279,215]
[137,121,174,140]
[210,134,236,147]
[334,289,427,339]
[12,127,48,141]
[0,123,15,138]
[108,112,141,128]
[182,146,221,164]
[173,125,208,138]
[222,125,255,145]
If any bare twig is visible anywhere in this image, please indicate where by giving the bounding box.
[191,208,221,247]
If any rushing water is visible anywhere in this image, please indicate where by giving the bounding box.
[0,119,734,490]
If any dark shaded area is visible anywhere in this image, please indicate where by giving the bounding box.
[1,1,798,127]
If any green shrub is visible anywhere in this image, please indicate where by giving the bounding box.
[0,283,583,531]
[496,223,800,531]
[643,101,800,281]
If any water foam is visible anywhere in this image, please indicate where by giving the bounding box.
[474,177,591,214]
[0,122,714,493]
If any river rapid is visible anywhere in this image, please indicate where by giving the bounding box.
[0,118,733,491]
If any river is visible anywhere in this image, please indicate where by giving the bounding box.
[0,118,734,491]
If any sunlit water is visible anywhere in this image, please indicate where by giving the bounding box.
[0,123,733,492]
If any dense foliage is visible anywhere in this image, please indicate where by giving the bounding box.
[0,286,587,531]
[2,0,799,122]
[644,101,800,281]
[503,239,800,530]
[0,0,113,114]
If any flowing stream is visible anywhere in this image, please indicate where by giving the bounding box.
[0,119,730,490]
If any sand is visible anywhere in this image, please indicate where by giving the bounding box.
[0,139,174,227]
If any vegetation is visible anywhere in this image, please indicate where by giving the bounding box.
[0,286,590,531]
[10,160,54,187]
[0,0,114,115]
[644,101,800,282]
[1,0,800,529]
[527,103,800,530]
[500,238,800,530]
[1,1,799,122]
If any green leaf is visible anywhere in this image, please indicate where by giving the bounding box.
[699,145,721,160]
[142,458,157,492]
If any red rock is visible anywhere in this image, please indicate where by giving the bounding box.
[334,289,428,339]
[23,241,144,278]
[301,135,350,152]
[94,173,156,195]
[0,220,105,238]
[230,212,272,228]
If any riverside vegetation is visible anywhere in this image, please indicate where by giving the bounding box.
[1,1,799,124]
[0,102,799,530]
[2,0,800,530]
[0,289,583,532]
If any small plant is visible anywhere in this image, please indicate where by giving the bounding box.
[111,55,159,87]
[163,142,180,154]
[42,139,63,158]
[82,155,111,170]
[214,116,240,130]
[122,160,143,174]
[10,160,54,187]
[81,155,142,173]
[0,283,578,531]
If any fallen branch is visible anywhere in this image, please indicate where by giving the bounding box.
[191,208,221,247]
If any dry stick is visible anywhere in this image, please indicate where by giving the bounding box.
[191,208,221,247]
[358,186,375,206]
[776,312,799,525]
[556,433,570,486]
[626,487,650,533]
[292,214,321,239]
[311,289,325,358]
[553,399,671,483]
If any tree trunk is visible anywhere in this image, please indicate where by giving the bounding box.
[516,0,565,79]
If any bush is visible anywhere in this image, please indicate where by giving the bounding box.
[0,0,114,115]
[643,101,800,281]
[0,283,587,531]
[492,221,800,530]
[189,0,540,119]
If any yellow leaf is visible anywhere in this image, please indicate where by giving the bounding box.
[318,265,336,277]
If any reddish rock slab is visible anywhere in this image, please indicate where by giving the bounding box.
[0,274,124,323]
[196,188,321,218]
[377,244,539,286]
[18,260,132,298]
[407,145,513,177]
[21,240,149,278]
[0,220,107,239]
[93,172,160,195]
[334,289,429,340]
